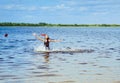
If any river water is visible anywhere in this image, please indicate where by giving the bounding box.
[0,26,120,83]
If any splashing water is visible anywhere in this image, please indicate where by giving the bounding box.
[34,44,94,53]
[34,44,61,52]
[34,45,46,51]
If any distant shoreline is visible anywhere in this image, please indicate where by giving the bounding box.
[0,22,120,27]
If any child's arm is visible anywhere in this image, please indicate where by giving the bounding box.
[49,39,62,42]
[33,33,44,42]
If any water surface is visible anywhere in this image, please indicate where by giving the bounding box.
[0,26,120,83]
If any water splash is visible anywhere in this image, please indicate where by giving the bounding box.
[34,45,46,52]
[34,45,94,53]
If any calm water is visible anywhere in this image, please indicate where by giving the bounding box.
[0,26,120,83]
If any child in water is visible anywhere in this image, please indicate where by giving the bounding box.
[4,33,8,37]
[33,33,61,50]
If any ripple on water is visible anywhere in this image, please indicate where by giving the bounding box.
[95,73,103,75]
[78,62,88,65]
[56,80,76,83]
[34,74,60,77]
[27,39,36,41]
[99,66,109,68]
[108,48,116,51]
[0,75,16,79]
[37,65,50,69]
[32,71,43,74]
[5,61,14,64]
[0,58,4,61]
[2,45,17,49]
[7,56,14,59]
[116,59,120,61]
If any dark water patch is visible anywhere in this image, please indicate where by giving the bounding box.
[95,73,103,75]
[92,65,98,67]
[116,55,120,57]
[2,45,17,49]
[77,41,82,43]
[0,70,5,73]
[116,59,120,61]
[8,56,14,59]
[37,65,50,69]
[82,70,87,72]
[78,62,88,65]
[93,47,99,50]
[0,39,6,42]
[26,68,35,70]
[80,45,87,47]
[11,77,22,80]
[104,56,111,58]
[6,61,14,64]
[10,64,21,67]
[34,74,59,77]
[0,75,16,78]
[0,58,4,61]
[15,40,24,42]
[58,58,66,61]
[79,49,94,53]
[18,52,23,54]
[32,71,43,74]
[80,73,85,75]
[101,46,105,49]
[14,39,21,42]
[66,47,71,50]
[8,40,16,43]
[97,55,111,59]
[23,48,31,53]
[108,48,116,50]
[27,39,36,41]
[50,70,59,73]
[69,52,74,55]
[99,66,109,68]
[0,78,5,80]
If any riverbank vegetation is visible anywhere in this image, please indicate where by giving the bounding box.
[0,22,120,27]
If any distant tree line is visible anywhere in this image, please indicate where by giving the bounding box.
[0,22,48,26]
[0,22,120,27]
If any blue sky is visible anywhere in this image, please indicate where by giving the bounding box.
[0,0,120,24]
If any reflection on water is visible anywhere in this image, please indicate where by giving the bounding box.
[0,27,120,83]
[44,52,50,63]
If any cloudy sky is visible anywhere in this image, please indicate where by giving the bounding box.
[0,0,120,24]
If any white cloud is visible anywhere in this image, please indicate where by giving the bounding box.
[56,4,67,9]
[0,4,72,11]
[4,5,14,9]
[79,7,88,11]
[24,15,35,18]
[55,4,74,11]
[40,6,51,10]
[0,4,14,10]
[39,4,74,11]
[0,0,119,14]
[92,12,108,16]
[63,1,77,6]
[0,4,26,10]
